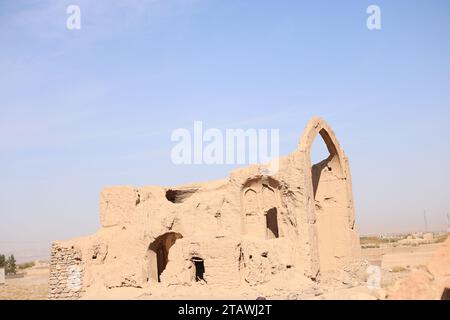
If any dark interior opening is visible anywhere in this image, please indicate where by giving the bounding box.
[266,207,279,238]
[165,189,198,203]
[191,257,205,282]
[441,288,450,300]
[154,246,166,282]
[148,232,183,283]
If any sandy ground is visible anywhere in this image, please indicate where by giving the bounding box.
[362,243,441,267]
[81,284,383,300]
[0,243,443,300]
[361,243,442,288]
[0,267,49,300]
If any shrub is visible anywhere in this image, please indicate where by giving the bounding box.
[0,254,5,268]
[391,266,407,273]
[5,254,17,275]
[434,234,448,243]
[18,261,35,270]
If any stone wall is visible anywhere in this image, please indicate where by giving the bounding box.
[48,242,84,300]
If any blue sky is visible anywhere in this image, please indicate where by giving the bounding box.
[1,0,450,260]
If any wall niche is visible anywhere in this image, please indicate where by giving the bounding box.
[241,177,281,239]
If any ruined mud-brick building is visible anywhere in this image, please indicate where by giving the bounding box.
[49,117,360,299]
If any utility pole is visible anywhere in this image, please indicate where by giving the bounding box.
[423,210,428,233]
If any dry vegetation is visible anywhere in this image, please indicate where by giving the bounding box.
[360,236,405,249]
[0,262,48,300]
[390,266,407,273]
[434,234,449,243]
[360,234,448,249]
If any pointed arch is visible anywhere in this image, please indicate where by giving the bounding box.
[299,117,347,168]
[299,117,359,273]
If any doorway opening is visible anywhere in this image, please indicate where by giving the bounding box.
[191,257,205,282]
[266,207,279,239]
[147,232,183,283]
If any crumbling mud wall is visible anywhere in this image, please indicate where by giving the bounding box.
[298,118,360,274]
[48,117,361,299]
[387,236,450,300]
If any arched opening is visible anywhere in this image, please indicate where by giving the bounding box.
[165,188,197,203]
[146,232,183,283]
[311,131,331,166]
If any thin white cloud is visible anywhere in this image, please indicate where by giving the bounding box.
[2,0,201,43]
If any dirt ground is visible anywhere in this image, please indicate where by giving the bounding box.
[361,243,442,288]
[0,266,49,300]
[0,243,444,300]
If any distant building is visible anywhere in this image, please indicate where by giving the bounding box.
[0,268,5,285]
[447,214,450,233]
[423,233,434,241]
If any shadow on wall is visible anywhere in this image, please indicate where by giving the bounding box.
[308,127,350,273]
[146,232,183,283]
[442,288,450,300]
[311,128,341,198]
